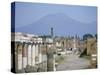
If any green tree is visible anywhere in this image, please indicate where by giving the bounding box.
[83,34,93,40]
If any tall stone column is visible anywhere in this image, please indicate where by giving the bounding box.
[31,44,35,66]
[22,43,27,69]
[38,44,42,63]
[53,54,56,71]
[47,45,54,71]
[17,43,23,70]
[27,44,32,66]
[35,44,39,64]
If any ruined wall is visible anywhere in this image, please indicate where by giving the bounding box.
[87,38,97,55]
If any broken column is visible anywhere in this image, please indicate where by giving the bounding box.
[47,45,55,71]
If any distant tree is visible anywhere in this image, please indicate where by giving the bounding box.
[83,34,93,40]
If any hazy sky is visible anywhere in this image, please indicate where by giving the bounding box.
[13,2,97,37]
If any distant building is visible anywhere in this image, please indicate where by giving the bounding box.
[54,35,80,52]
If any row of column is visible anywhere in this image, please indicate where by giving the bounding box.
[16,42,42,70]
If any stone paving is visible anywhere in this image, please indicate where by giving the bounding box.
[56,54,91,71]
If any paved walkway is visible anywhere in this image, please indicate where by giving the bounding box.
[56,54,91,71]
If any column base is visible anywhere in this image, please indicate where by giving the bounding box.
[25,65,38,73]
